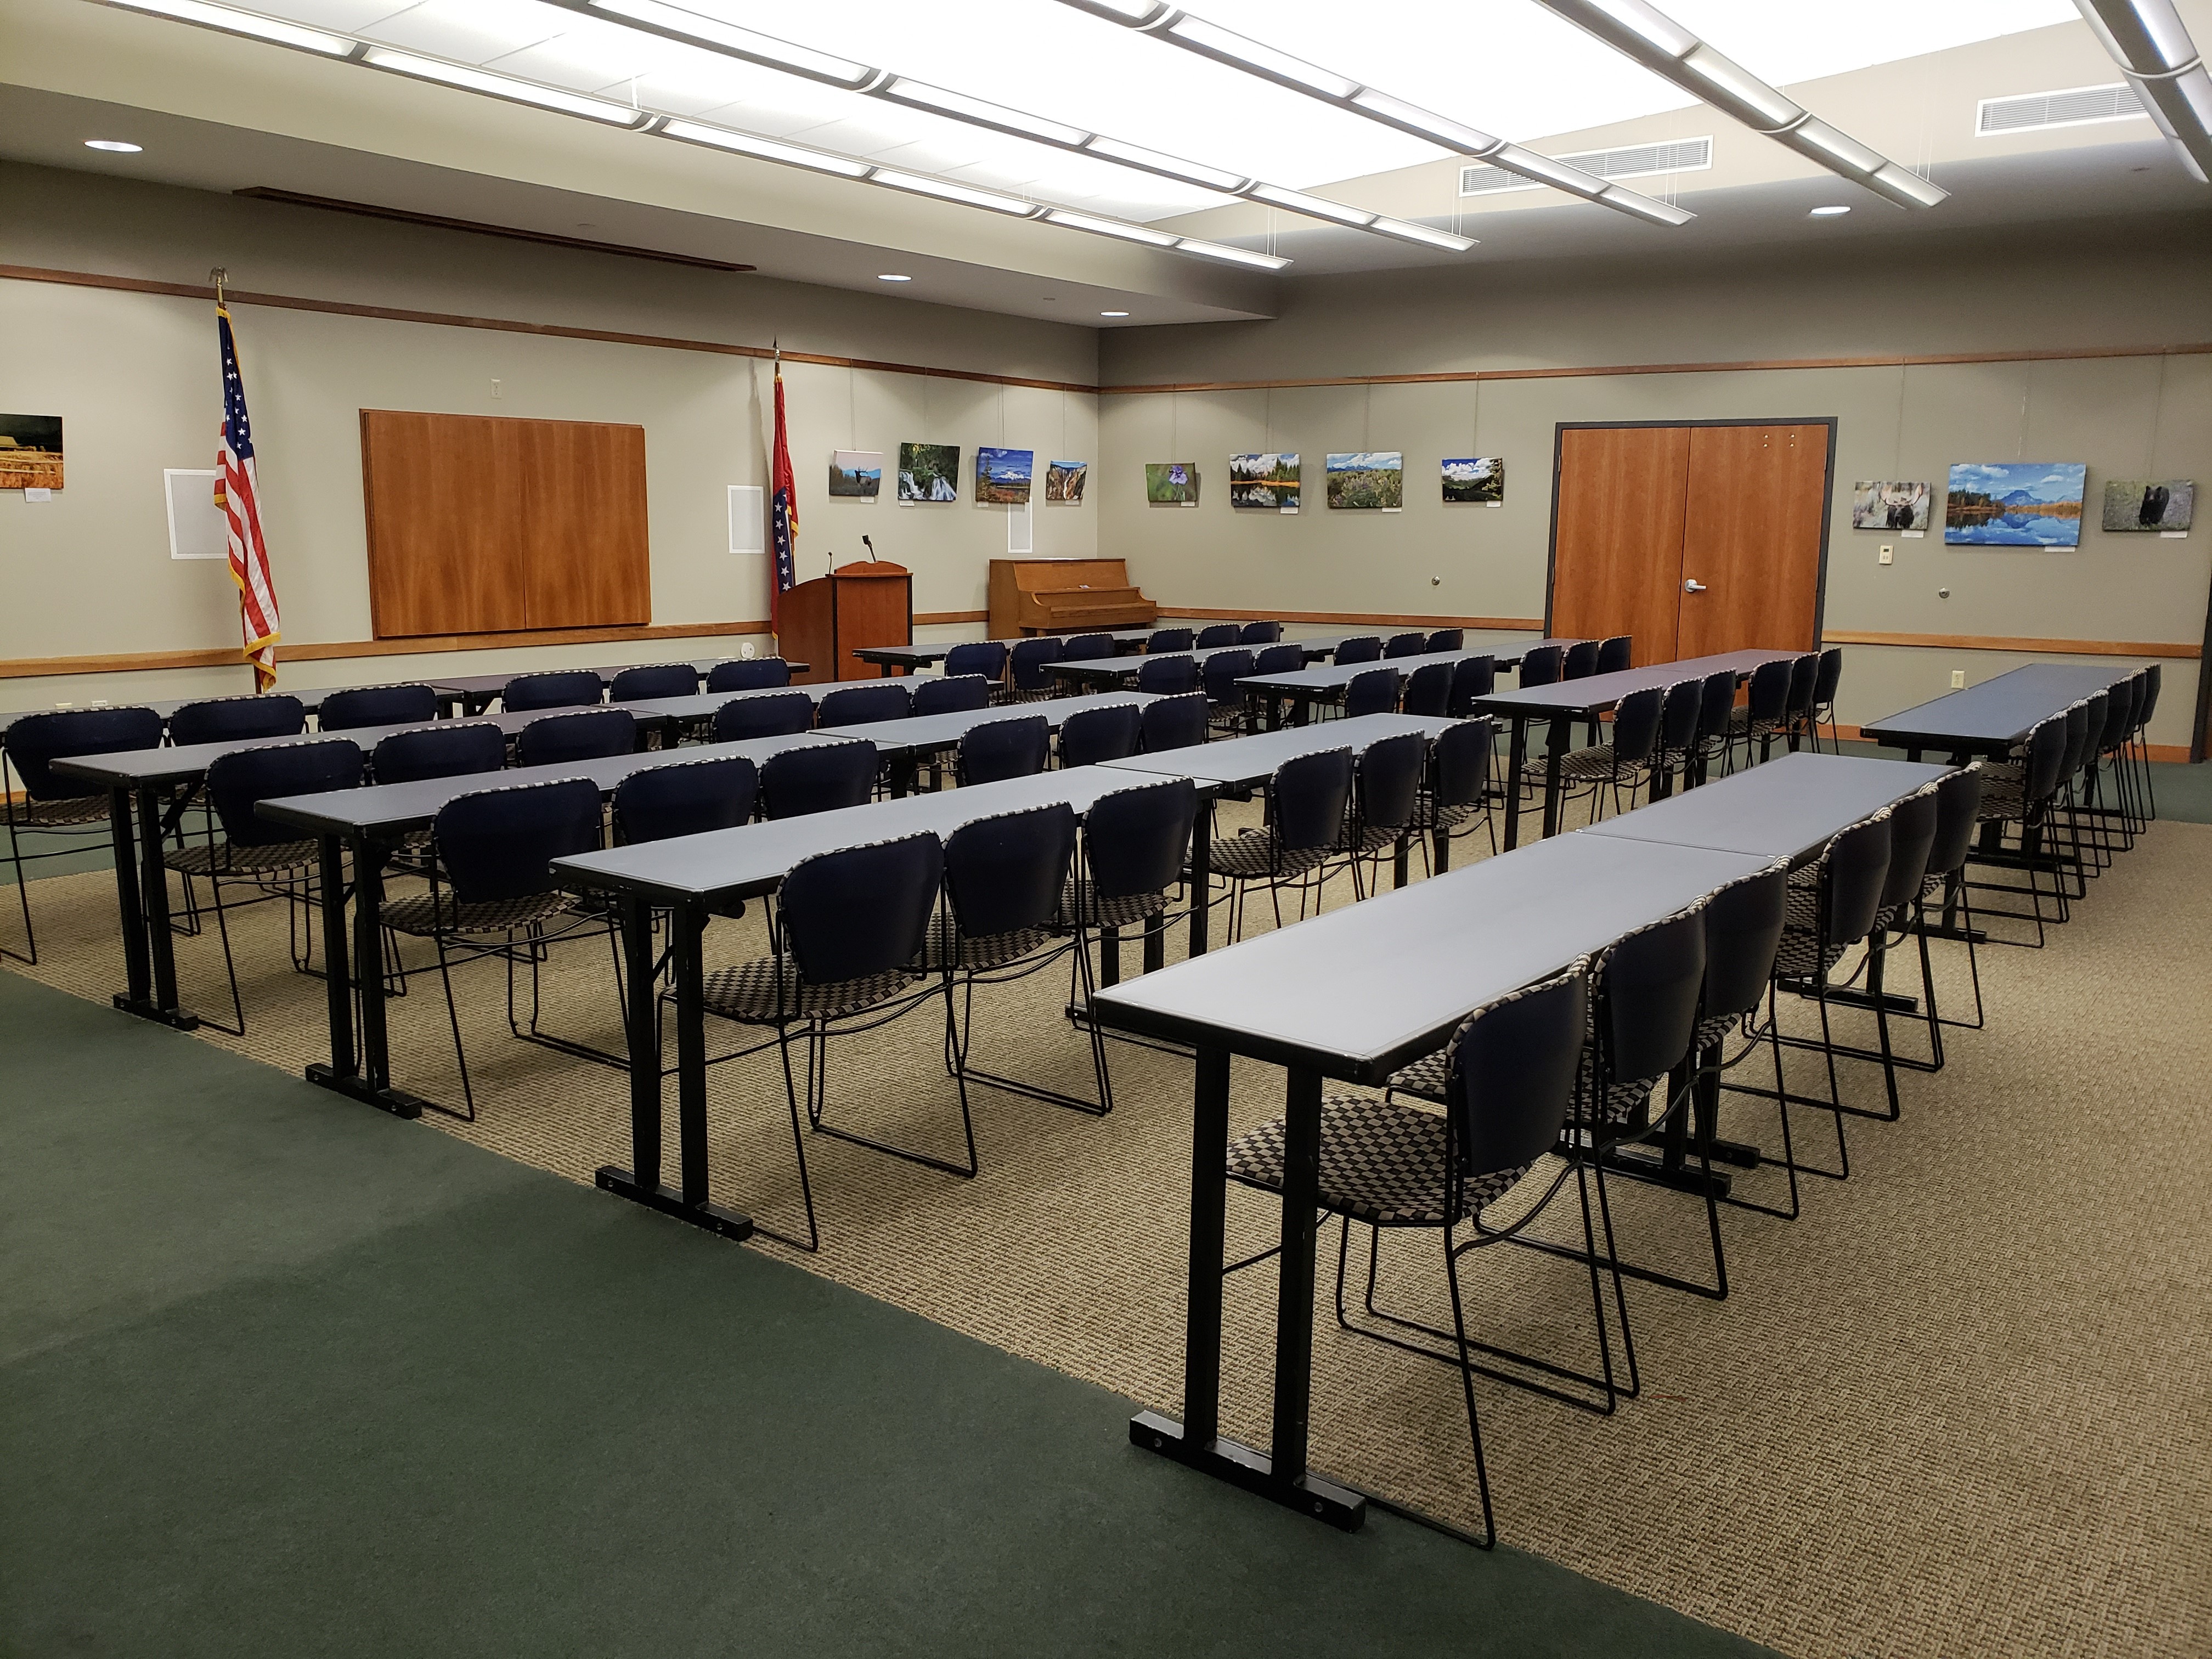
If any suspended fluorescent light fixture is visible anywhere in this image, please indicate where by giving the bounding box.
[1055,0,1692,225]
[587,0,877,89]
[1175,238,1289,268]
[870,170,1042,216]
[1530,0,1948,208]
[658,119,872,178]
[1042,208,1179,245]
[104,0,353,54]
[2073,0,2212,182]
[362,48,652,126]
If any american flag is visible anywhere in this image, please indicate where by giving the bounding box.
[768,353,797,629]
[216,303,281,692]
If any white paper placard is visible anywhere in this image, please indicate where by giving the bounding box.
[2163,529,2187,539]
[1006,501,1032,554]
[727,485,764,554]
[25,487,52,503]
[165,469,225,558]
[1901,529,1924,538]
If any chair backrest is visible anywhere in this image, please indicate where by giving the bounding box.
[1657,679,1701,753]
[942,641,1007,682]
[434,776,603,902]
[608,663,700,703]
[1199,648,1255,706]
[944,804,1077,942]
[1449,964,1590,1180]
[1432,717,1494,809]
[957,715,1050,786]
[761,741,878,818]
[2140,663,2162,728]
[2057,698,2095,782]
[206,737,365,848]
[1353,731,1425,837]
[1251,643,1305,676]
[706,657,792,693]
[2018,714,2069,804]
[170,695,306,747]
[1784,653,1819,719]
[817,681,912,728]
[2096,684,2132,757]
[317,682,439,732]
[516,707,636,768]
[1240,620,1282,645]
[1425,629,1464,653]
[1059,702,1142,769]
[1402,661,1453,718]
[1342,668,1400,720]
[1517,645,1563,687]
[500,670,603,713]
[2117,672,2148,747]
[1447,655,1497,715]
[1384,631,1428,659]
[912,675,992,716]
[780,833,942,987]
[1063,632,1116,661]
[370,721,506,786]
[1562,640,1601,680]
[1811,647,1844,708]
[1140,692,1210,753]
[1695,669,1737,747]
[1135,655,1200,696]
[1745,657,1792,724]
[1925,765,1984,879]
[1269,748,1355,855]
[1332,636,1383,665]
[1595,904,1707,1086]
[1701,865,1788,1022]
[614,755,758,843]
[1195,624,1239,648]
[1146,628,1195,654]
[1595,635,1632,675]
[1084,778,1199,902]
[1610,686,1664,766]
[1009,637,1065,690]
[3,706,165,799]
[714,691,815,742]
[1815,812,1893,949]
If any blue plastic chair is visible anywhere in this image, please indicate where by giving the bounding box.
[761,741,879,818]
[1240,621,1283,645]
[170,695,306,747]
[1342,668,1400,720]
[1136,655,1199,695]
[371,722,506,786]
[1008,637,1065,700]
[943,641,1007,683]
[958,716,1049,786]
[1425,629,1464,653]
[1146,628,1195,654]
[912,675,992,716]
[818,682,912,728]
[714,692,815,742]
[1140,693,1209,753]
[706,657,792,693]
[1385,632,1429,659]
[318,683,439,731]
[609,663,700,702]
[1194,624,1239,648]
[1059,702,1141,769]
[516,708,637,767]
[1062,633,1116,662]
[501,670,604,713]
[1333,637,1383,666]
[3,706,165,964]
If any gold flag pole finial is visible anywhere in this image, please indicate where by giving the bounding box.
[211,266,229,307]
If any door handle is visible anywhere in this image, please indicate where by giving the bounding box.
[1683,578,1707,594]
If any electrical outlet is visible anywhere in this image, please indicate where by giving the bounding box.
[1950,669,1967,689]
[1878,544,1893,565]
[491,379,503,399]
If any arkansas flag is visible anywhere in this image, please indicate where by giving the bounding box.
[769,355,797,629]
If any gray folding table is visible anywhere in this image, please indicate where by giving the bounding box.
[427,659,810,715]
[1858,664,2134,761]
[815,693,1154,795]
[1041,639,1336,693]
[1235,638,1584,730]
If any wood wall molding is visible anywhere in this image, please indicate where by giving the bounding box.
[1163,606,1546,630]
[914,611,987,626]
[0,264,1096,395]
[1821,630,2200,660]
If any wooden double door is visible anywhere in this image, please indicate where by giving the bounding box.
[1546,421,1833,663]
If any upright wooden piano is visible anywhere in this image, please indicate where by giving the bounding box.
[988,558,1159,637]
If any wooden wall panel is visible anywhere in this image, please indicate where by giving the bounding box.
[1548,426,1690,666]
[1676,424,1829,657]
[361,411,649,639]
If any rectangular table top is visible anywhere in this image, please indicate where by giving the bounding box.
[1097,713,1454,790]
[816,693,1154,756]
[551,764,1165,903]
[1236,639,1582,698]
[1087,832,1768,1082]
[1858,664,2135,754]
[1471,648,1801,718]
[852,630,1220,666]
[255,732,847,841]
[1578,752,1954,866]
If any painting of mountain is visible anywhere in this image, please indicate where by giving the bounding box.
[1327,452,1403,510]
[1045,460,1087,504]
[1944,462,2087,548]
[975,447,1034,505]
[1229,452,1300,510]
[1442,456,1504,505]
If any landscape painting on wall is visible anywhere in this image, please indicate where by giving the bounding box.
[1944,462,2087,547]
[1045,460,1087,503]
[2100,478,2194,533]
[1229,452,1300,510]
[828,450,882,498]
[897,442,961,503]
[1327,452,1403,510]
[975,447,1034,505]
[1441,456,1504,505]
[0,414,63,490]
[1852,479,1931,531]
[1145,461,1199,506]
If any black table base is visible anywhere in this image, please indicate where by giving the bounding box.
[1130,1411,1367,1528]
[594,1166,755,1242]
[305,1062,430,1119]
[111,993,199,1030]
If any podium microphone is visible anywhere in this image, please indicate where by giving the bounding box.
[862,534,881,562]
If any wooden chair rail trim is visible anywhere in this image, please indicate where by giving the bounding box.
[0,264,1096,396]
[1821,631,2200,660]
[1158,607,1546,630]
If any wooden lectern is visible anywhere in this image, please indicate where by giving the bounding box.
[778,561,912,684]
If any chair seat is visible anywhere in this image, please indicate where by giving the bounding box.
[1773,924,1847,980]
[164,839,319,877]
[1407,798,1480,833]
[1226,1094,1533,1228]
[1694,1010,1745,1053]
[14,794,109,828]
[1062,874,1171,931]
[1387,1047,1449,1101]
[1526,744,1626,782]
[382,889,577,938]
[700,952,922,1022]
[925,913,1056,973]
[1209,830,1328,881]
[1728,709,1784,735]
[1978,780,2028,822]
[1572,1058,1659,1126]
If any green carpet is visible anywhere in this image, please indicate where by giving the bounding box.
[0,970,1770,1659]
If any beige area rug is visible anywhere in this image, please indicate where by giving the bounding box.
[9,787,2209,1659]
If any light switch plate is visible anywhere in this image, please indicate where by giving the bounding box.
[1878,544,1893,564]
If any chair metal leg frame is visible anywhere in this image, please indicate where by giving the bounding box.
[1918,873,1988,1034]
[1731,980,1852,1183]
[798,977,977,1178]
[1801,902,1949,1077]
[1702,1013,1803,1222]
[171,862,323,1038]
[1,804,128,966]
[946,929,1111,1118]
[500,911,632,1073]
[1962,808,2071,947]
[1774,938,1904,1124]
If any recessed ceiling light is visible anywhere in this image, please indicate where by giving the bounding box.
[1101,310,1129,317]
[86,139,143,153]
[1809,205,1852,216]
[877,273,912,281]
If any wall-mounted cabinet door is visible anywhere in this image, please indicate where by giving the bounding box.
[1547,425,1691,664]
[1676,424,1830,658]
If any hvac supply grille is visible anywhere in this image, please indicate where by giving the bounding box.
[1460,136,1709,196]
[1976,83,2145,135]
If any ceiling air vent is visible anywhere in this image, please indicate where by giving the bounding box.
[1976,83,2145,136]
[1460,136,1709,196]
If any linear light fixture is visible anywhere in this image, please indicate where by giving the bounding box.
[1056,0,1692,225]
[557,0,1468,249]
[360,48,652,126]
[2072,0,2212,182]
[104,0,353,54]
[1529,0,1948,208]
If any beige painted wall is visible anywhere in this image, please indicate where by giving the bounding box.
[1098,221,2212,751]
[0,162,1099,709]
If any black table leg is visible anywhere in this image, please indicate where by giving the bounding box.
[1392,831,1410,890]
[309,838,430,1117]
[889,752,917,799]
[1187,797,1215,958]
[1289,696,1311,729]
[1142,910,1166,974]
[1503,716,1528,849]
[313,834,354,1078]
[1269,1065,1323,1482]
[1540,718,1569,839]
[128,783,197,1030]
[106,783,155,1017]
[1099,926,1122,988]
